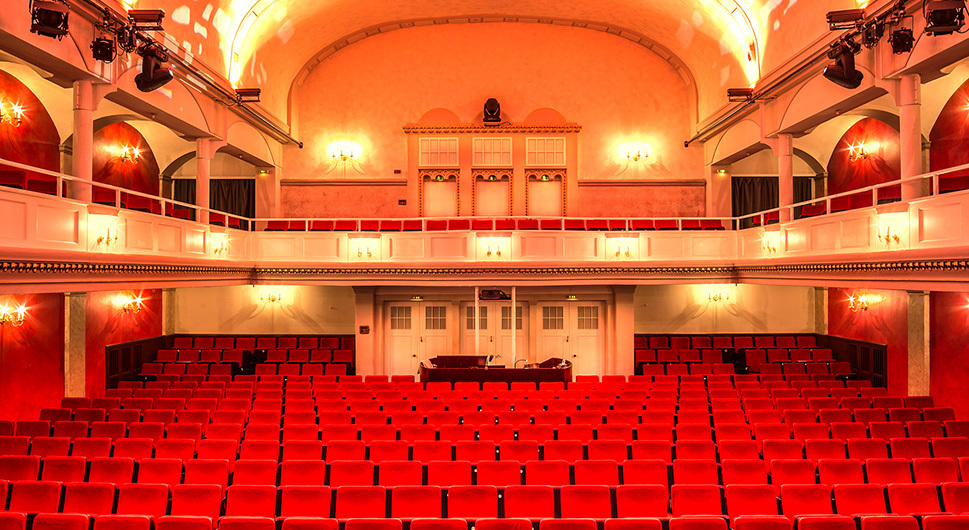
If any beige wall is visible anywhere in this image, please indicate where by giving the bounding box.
[634,284,815,335]
[173,285,356,335]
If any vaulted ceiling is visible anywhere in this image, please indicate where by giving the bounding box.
[136,0,857,118]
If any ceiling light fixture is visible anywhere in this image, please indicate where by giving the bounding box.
[127,9,165,31]
[823,38,864,89]
[235,88,261,103]
[29,0,69,39]
[134,43,173,93]
[827,8,866,30]
[924,0,967,35]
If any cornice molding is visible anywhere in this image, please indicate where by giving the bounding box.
[403,125,582,134]
[1,259,968,282]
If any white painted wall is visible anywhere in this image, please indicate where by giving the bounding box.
[634,284,815,335]
[173,285,356,335]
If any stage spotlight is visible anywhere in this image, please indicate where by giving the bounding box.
[823,39,864,90]
[235,88,261,103]
[128,9,166,31]
[29,0,69,39]
[727,88,755,102]
[482,98,501,126]
[91,37,116,62]
[924,0,966,35]
[827,8,866,30]
[134,43,173,93]
[862,22,885,48]
[889,28,915,53]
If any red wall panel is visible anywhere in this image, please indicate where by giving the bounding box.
[930,291,969,419]
[827,117,901,195]
[92,122,160,195]
[85,290,163,396]
[828,288,909,396]
[929,77,969,179]
[0,294,64,421]
[0,69,61,186]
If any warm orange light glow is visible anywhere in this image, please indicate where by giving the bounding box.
[119,145,141,163]
[848,292,882,312]
[0,100,24,127]
[117,294,143,314]
[618,142,652,163]
[848,143,872,161]
[0,303,27,327]
[328,140,362,162]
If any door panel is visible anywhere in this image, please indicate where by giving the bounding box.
[536,302,603,375]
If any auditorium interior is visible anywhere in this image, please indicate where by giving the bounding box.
[3,0,969,529]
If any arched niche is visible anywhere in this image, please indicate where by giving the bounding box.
[225,120,277,167]
[92,122,161,196]
[0,68,61,192]
[523,108,568,127]
[826,117,900,202]
[417,108,462,127]
[929,76,969,189]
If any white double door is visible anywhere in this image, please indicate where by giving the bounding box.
[537,301,604,375]
[385,302,452,375]
[460,302,528,364]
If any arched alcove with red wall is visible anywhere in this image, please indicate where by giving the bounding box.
[92,122,161,195]
[929,78,969,191]
[0,69,61,191]
[827,117,901,204]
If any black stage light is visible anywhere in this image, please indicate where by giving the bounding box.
[862,22,885,48]
[235,88,261,103]
[134,43,173,93]
[924,0,966,35]
[727,88,754,102]
[30,0,69,39]
[823,40,864,90]
[890,28,915,53]
[91,37,116,62]
[827,8,866,30]
[482,98,501,125]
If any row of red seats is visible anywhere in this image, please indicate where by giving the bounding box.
[263,219,727,232]
[743,348,835,363]
[635,336,818,350]
[4,480,969,525]
[751,363,847,376]
[9,450,969,488]
[170,336,354,351]
[17,514,928,530]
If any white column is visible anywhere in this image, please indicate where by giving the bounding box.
[72,80,95,203]
[353,287,377,376]
[907,291,930,396]
[474,287,480,359]
[196,138,213,223]
[899,74,923,201]
[614,286,636,377]
[63,292,86,397]
[777,134,794,222]
[511,287,517,366]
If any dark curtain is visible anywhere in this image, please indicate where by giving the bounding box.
[732,176,815,228]
[173,179,254,228]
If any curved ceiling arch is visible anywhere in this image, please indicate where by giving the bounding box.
[227,1,760,90]
[288,16,701,121]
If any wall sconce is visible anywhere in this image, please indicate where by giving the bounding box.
[0,100,24,127]
[119,145,141,163]
[615,246,631,258]
[709,292,730,303]
[848,292,882,312]
[617,142,653,166]
[878,226,901,245]
[328,140,362,178]
[849,143,870,161]
[350,236,381,261]
[118,294,143,314]
[0,303,26,327]
[762,231,780,254]
[478,237,509,260]
[607,236,638,260]
[212,233,229,256]
[261,291,283,303]
[96,228,118,247]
